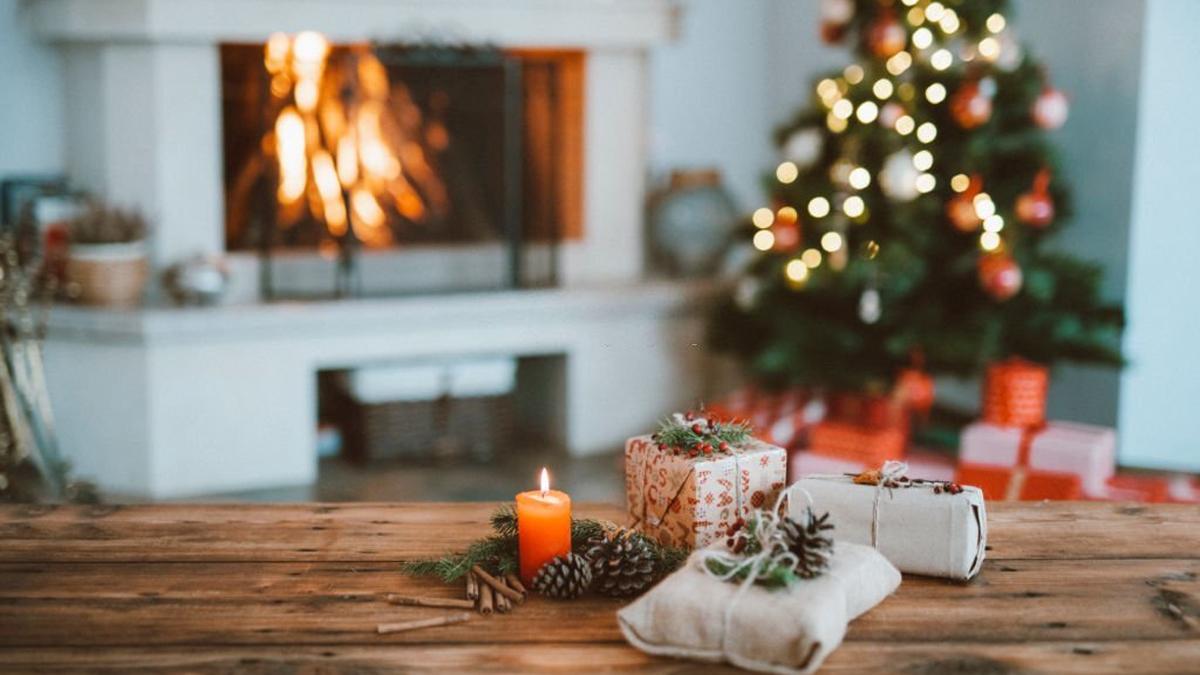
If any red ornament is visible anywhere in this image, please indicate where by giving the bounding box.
[950,81,993,129]
[894,368,936,415]
[867,11,907,58]
[946,175,984,232]
[978,253,1023,301]
[1032,86,1069,129]
[1016,169,1055,227]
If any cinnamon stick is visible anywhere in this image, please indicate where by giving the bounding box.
[376,612,472,635]
[471,565,523,603]
[478,584,495,615]
[466,571,479,600]
[495,588,511,613]
[385,594,474,610]
[504,573,528,597]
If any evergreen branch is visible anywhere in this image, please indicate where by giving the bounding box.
[654,415,754,454]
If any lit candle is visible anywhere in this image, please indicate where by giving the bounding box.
[516,468,572,586]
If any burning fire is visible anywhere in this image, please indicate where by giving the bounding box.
[263,31,448,249]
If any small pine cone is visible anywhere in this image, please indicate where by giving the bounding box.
[532,553,593,600]
[586,529,658,597]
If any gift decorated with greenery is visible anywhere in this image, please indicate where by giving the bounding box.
[626,412,788,549]
[618,497,900,674]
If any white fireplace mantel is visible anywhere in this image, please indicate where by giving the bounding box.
[29,0,677,48]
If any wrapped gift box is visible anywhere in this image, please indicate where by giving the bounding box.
[625,434,787,549]
[809,421,907,467]
[982,358,1049,428]
[789,471,987,579]
[707,387,817,450]
[956,463,1082,501]
[959,421,1115,495]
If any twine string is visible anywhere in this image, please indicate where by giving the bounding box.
[800,460,908,548]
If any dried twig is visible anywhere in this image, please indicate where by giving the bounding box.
[384,594,474,610]
[376,612,472,635]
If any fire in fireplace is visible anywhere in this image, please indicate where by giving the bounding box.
[221,35,583,297]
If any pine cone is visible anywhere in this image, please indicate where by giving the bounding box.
[586,529,658,597]
[531,553,593,599]
[779,509,834,579]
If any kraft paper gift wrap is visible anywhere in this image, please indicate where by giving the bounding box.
[788,470,987,580]
[625,435,788,549]
[617,543,901,675]
[959,420,1115,495]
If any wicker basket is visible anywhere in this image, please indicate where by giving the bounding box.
[335,389,514,463]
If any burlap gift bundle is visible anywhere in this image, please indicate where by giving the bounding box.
[617,543,900,674]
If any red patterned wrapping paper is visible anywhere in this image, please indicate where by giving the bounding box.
[625,435,787,549]
[982,358,1049,428]
[809,421,907,467]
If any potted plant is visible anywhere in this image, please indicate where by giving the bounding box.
[65,202,149,307]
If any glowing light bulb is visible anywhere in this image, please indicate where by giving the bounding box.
[913,150,934,171]
[925,2,945,22]
[906,6,925,26]
[886,51,913,76]
[901,0,918,6]
[912,27,933,49]
[785,259,809,282]
[753,229,775,251]
[801,248,822,268]
[777,206,799,223]
[777,161,800,184]
[926,83,947,103]
[843,195,866,218]
[873,79,894,99]
[939,9,960,33]
[930,49,953,71]
[817,78,840,102]
[983,214,1005,232]
[915,173,937,193]
[844,64,865,84]
[917,122,938,143]
[752,207,775,229]
[980,231,1001,251]
[986,13,1007,33]
[808,197,831,218]
[826,112,849,133]
[950,174,970,193]
[820,231,844,252]
[895,115,916,135]
[973,193,996,219]
[849,167,872,189]
[832,99,854,120]
[865,240,881,259]
[856,101,879,124]
[979,37,1001,60]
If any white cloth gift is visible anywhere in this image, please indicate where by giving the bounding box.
[789,464,987,580]
[618,543,900,674]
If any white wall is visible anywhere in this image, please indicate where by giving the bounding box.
[0,0,63,175]
[1119,0,1200,471]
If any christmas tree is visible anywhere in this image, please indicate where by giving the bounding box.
[711,0,1123,394]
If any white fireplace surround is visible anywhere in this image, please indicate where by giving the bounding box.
[28,0,719,498]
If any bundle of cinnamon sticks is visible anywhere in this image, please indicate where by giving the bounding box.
[376,565,527,634]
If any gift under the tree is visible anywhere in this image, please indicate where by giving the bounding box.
[955,463,1082,501]
[707,386,818,450]
[788,463,987,580]
[982,358,1049,428]
[618,544,900,674]
[625,417,788,549]
[959,420,1115,495]
[808,420,907,467]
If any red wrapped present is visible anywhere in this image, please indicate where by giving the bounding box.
[827,391,907,430]
[982,358,1048,428]
[809,420,907,467]
[959,420,1115,495]
[706,387,819,450]
[1087,474,1171,503]
[956,463,1082,501]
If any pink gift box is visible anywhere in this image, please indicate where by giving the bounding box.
[959,421,1115,495]
[625,435,787,549]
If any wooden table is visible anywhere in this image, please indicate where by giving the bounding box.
[2,502,1198,673]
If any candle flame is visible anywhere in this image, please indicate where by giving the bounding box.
[540,467,550,496]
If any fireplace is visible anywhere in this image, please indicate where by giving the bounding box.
[221,37,583,297]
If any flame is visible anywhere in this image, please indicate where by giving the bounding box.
[539,468,550,495]
[263,32,448,249]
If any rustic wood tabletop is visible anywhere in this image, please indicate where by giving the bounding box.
[1,501,1198,673]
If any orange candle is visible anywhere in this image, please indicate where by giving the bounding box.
[516,468,572,586]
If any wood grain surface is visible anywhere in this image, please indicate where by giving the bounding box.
[1,501,1197,673]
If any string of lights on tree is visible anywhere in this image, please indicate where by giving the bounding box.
[712,0,1123,391]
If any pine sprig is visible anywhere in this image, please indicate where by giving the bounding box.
[653,413,754,457]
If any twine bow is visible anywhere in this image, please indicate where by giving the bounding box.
[697,490,798,587]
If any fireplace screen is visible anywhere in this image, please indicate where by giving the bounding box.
[222,36,580,298]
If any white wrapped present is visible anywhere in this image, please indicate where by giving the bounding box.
[960,420,1115,495]
[789,462,987,580]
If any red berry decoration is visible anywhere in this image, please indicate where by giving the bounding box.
[978,253,1023,301]
[1016,169,1055,227]
[691,423,704,435]
[718,441,730,452]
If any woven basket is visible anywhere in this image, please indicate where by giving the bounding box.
[336,389,514,463]
[66,242,149,307]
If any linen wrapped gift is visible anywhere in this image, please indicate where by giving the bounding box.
[789,462,987,579]
[625,415,787,549]
[618,543,900,674]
